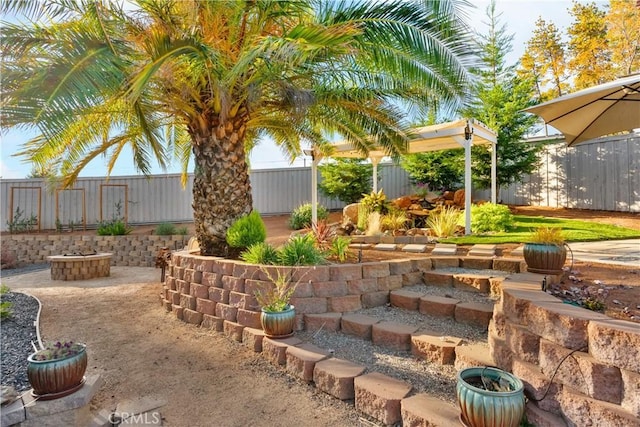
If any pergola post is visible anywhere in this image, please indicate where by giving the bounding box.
[464,127,472,235]
[307,149,323,225]
[491,142,497,204]
[370,155,382,193]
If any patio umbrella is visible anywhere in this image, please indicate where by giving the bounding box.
[523,73,640,146]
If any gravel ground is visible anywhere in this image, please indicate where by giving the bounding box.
[297,292,490,404]
[0,291,39,392]
[0,263,50,278]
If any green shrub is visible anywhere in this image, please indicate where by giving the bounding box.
[96,219,132,235]
[155,222,177,235]
[97,200,131,235]
[318,159,373,204]
[360,189,388,214]
[278,234,326,266]
[471,203,514,233]
[240,242,280,265]
[226,211,266,248]
[400,150,464,191]
[289,203,328,230]
[0,284,12,319]
[381,209,408,232]
[427,206,461,238]
[357,204,371,231]
[329,236,351,262]
[175,226,189,235]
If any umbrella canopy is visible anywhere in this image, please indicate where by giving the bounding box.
[523,73,640,146]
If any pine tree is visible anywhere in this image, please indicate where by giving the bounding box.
[461,1,541,196]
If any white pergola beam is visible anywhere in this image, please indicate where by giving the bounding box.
[315,119,498,235]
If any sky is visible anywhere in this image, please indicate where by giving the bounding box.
[0,0,606,179]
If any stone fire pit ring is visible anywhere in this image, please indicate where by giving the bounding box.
[47,253,113,281]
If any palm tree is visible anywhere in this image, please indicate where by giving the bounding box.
[1,0,474,256]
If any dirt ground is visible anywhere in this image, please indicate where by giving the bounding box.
[2,206,639,426]
[21,283,362,427]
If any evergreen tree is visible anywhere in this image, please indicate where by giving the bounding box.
[400,150,464,192]
[462,1,541,195]
[318,159,373,204]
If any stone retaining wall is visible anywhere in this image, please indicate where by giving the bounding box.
[162,251,640,426]
[1,234,189,267]
[160,251,524,332]
[491,272,640,426]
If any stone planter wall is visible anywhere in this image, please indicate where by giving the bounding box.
[1,234,189,267]
[160,251,437,331]
[491,272,640,426]
[162,251,640,426]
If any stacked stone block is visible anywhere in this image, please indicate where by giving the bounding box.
[493,273,640,426]
[48,254,111,280]
[2,234,188,267]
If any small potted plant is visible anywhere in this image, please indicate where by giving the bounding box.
[255,268,299,338]
[27,341,87,400]
[523,226,567,275]
[457,366,525,427]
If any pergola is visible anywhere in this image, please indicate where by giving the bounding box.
[308,119,498,234]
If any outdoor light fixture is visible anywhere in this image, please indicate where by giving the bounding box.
[303,148,314,160]
[464,123,473,140]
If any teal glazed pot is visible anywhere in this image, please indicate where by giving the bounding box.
[260,305,296,338]
[27,344,87,400]
[523,242,567,275]
[457,367,525,427]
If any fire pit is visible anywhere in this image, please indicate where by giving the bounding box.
[47,252,113,281]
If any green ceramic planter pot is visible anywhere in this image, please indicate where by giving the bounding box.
[260,305,296,338]
[457,367,525,427]
[523,242,567,275]
[27,344,87,400]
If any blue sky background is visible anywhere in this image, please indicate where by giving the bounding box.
[0,0,606,179]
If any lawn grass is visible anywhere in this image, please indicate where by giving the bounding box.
[441,215,640,245]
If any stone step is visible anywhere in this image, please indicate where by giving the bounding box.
[467,244,497,257]
[455,302,494,329]
[286,343,332,383]
[372,321,419,351]
[401,244,427,253]
[419,295,460,318]
[431,243,458,255]
[401,393,460,426]
[262,336,303,365]
[310,307,475,368]
[374,243,397,251]
[341,313,380,339]
[454,343,494,371]
[421,269,511,296]
[313,358,366,400]
[209,304,475,424]
[390,289,495,328]
[411,332,463,365]
[354,372,413,426]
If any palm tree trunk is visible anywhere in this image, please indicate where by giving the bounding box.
[191,118,252,256]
